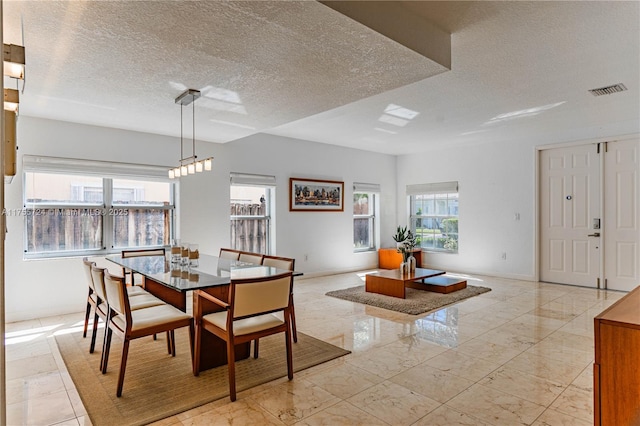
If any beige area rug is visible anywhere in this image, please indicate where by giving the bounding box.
[55,329,350,426]
[326,284,491,315]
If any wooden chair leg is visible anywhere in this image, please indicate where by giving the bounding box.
[253,339,259,359]
[193,323,201,376]
[83,298,92,338]
[102,328,113,374]
[290,294,298,343]
[188,320,195,367]
[99,316,110,372]
[227,337,237,402]
[170,330,176,356]
[166,331,172,354]
[89,311,100,353]
[116,340,130,397]
[285,315,293,380]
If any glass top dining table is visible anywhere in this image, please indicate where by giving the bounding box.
[106,254,296,292]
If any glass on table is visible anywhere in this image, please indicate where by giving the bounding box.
[181,242,190,266]
[170,239,181,263]
[189,244,199,267]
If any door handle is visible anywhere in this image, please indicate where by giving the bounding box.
[588,232,600,237]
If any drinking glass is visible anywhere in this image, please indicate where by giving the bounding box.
[189,244,199,267]
[170,239,181,264]
[180,242,190,266]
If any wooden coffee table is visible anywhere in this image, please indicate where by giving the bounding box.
[365,268,449,299]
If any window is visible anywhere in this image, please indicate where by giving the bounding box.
[408,181,458,253]
[353,182,380,252]
[23,156,174,258]
[111,178,173,248]
[230,173,275,254]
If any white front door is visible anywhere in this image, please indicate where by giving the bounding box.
[604,139,640,291]
[540,144,601,287]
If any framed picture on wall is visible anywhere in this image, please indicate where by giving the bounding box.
[289,178,344,212]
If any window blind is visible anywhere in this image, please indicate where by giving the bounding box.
[353,182,381,193]
[230,172,276,186]
[22,155,171,182]
[406,181,458,195]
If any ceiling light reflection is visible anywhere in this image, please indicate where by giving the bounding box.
[374,127,397,134]
[200,98,248,115]
[209,118,256,130]
[485,101,566,125]
[378,114,409,127]
[384,103,420,120]
[203,86,243,104]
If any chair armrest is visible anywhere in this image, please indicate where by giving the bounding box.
[195,290,230,309]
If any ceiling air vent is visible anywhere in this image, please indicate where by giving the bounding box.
[589,83,628,96]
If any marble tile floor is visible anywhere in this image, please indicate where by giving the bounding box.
[6,270,624,425]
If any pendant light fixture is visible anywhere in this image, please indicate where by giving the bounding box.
[169,89,214,179]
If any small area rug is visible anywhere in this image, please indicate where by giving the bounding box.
[55,329,349,426]
[326,283,491,315]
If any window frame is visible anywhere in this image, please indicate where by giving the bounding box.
[229,172,276,255]
[353,182,380,253]
[22,156,175,259]
[353,192,377,252]
[408,181,459,254]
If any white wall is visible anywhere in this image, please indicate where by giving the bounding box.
[179,134,397,275]
[397,126,640,280]
[397,139,536,280]
[4,117,179,322]
[6,118,397,321]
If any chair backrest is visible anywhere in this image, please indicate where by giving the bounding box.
[82,257,97,292]
[103,270,132,326]
[231,272,293,319]
[122,248,166,258]
[262,255,294,271]
[238,252,264,264]
[90,265,108,303]
[219,248,240,260]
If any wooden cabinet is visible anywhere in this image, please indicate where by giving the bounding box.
[378,248,422,269]
[593,285,640,426]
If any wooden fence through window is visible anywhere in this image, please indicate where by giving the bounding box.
[230,202,267,254]
[25,208,170,253]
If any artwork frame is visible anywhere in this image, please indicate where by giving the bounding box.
[289,178,344,212]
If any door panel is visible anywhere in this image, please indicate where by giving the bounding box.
[604,139,640,291]
[540,145,600,287]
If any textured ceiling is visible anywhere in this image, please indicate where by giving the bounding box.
[3,0,448,145]
[3,1,639,155]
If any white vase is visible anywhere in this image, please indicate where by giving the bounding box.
[407,255,416,272]
[399,262,409,276]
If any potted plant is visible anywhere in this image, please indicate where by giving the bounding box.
[393,227,420,272]
[393,226,408,246]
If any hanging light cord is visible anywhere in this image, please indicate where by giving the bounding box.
[192,99,196,160]
[180,104,184,165]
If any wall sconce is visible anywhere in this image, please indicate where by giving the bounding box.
[168,89,214,179]
[4,88,19,112]
[3,44,25,80]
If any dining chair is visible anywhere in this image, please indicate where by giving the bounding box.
[193,271,294,401]
[101,269,194,397]
[89,265,166,358]
[91,257,147,296]
[82,258,100,339]
[238,251,264,264]
[121,248,166,286]
[253,255,297,358]
[219,248,241,260]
